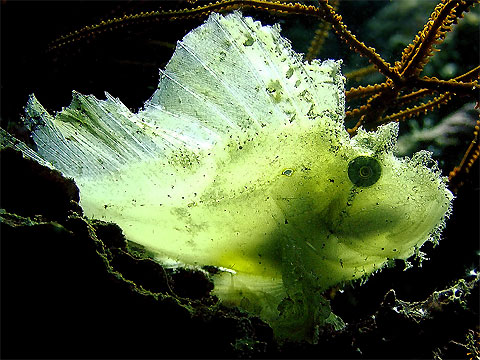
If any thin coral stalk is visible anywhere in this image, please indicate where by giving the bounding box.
[449,118,480,191]
[398,0,464,77]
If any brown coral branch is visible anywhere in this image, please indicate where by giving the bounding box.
[345,104,371,121]
[411,77,479,97]
[449,118,480,192]
[305,20,332,63]
[390,66,480,108]
[347,114,366,136]
[49,11,164,51]
[346,67,478,133]
[44,0,480,192]
[375,93,453,126]
[346,83,390,101]
[344,64,377,81]
[49,1,326,51]
[316,1,400,83]
[398,0,467,78]
[305,0,339,62]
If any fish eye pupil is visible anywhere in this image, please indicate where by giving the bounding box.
[359,166,372,178]
[348,156,381,187]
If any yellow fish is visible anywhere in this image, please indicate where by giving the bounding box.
[2,12,453,341]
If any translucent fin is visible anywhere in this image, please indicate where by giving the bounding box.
[146,12,345,137]
[22,11,345,182]
[25,92,165,178]
[0,127,53,169]
[24,91,217,179]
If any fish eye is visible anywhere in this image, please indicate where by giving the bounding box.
[348,156,381,187]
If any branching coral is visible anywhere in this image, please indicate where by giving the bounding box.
[46,0,480,192]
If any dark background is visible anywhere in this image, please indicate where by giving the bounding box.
[1,1,479,358]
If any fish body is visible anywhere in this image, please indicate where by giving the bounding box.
[2,12,453,341]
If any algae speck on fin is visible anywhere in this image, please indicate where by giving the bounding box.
[1,12,453,342]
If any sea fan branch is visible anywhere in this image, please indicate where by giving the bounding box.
[345,104,371,121]
[393,66,480,107]
[316,1,400,83]
[449,118,480,192]
[48,1,326,50]
[374,93,453,126]
[344,64,378,81]
[346,83,390,101]
[412,77,479,96]
[305,0,338,62]
[398,0,478,78]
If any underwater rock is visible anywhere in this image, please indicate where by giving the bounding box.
[0,149,275,358]
[1,12,454,342]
